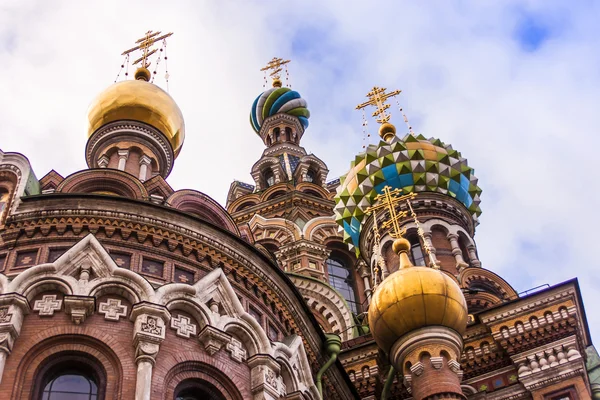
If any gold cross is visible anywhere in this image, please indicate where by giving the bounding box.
[122,30,173,68]
[356,86,402,124]
[365,186,417,238]
[260,57,291,80]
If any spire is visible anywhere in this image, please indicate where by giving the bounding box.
[356,86,401,142]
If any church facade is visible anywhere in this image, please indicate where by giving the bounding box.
[0,40,597,399]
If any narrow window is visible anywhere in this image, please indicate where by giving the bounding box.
[327,258,359,313]
[408,236,425,266]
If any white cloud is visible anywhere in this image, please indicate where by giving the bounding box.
[0,0,598,341]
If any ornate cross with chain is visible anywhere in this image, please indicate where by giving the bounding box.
[365,186,416,238]
[356,86,402,124]
[122,30,173,68]
[260,57,291,81]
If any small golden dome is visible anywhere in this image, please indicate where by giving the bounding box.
[378,122,396,141]
[87,78,185,157]
[368,265,468,354]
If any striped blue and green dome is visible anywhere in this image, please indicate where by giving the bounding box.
[250,87,310,134]
[334,133,482,255]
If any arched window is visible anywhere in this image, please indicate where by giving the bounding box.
[305,169,316,183]
[263,170,275,188]
[327,258,359,313]
[285,127,292,142]
[408,236,425,266]
[175,379,226,400]
[36,357,103,400]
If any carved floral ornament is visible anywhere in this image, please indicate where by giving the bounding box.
[0,234,321,400]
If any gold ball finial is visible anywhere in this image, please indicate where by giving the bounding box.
[379,122,396,141]
[135,67,151,82]
[392,238,410,254]
[272,78,282,88]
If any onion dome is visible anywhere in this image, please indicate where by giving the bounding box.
[87,74,185,157]
[368,238,468,354]
[334,133,482,253]
[250,86,310,134]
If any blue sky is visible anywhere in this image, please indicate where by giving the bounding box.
[0,0,599,341]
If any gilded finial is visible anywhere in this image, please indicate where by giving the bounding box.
[261,57,291,87]
[356,87,401,141]
[122,30,173,82]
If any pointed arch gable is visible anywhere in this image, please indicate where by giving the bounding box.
[8,234,155,302]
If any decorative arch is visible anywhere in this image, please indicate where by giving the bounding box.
[251,157,286,191]
[302,216,340,246]
[248,214,302,244]
[289,274,354,341]
[167,189,239,235]
[162,361,244,400]
[459,267,517,302]
[295,183,331,200]
[57,169,148,199]
[10,332,128,400]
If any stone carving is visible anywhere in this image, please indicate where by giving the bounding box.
[170,315,197,338]
[226,337,247,363]
[265,368,278,389]
[64,296,95,325]
[0,307,12,323]
[33,295,62,316]
[141,316,162,336]
[197,326,231,355]
[98,298,128,321]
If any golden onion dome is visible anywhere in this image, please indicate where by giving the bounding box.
[368,239,468,354]
[87,76,185,157]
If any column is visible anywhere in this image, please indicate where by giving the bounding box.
[130,303,170,400]
[356,260,372,302]
[248,354,285,400]
[117,149,129,171]
[0,293,30,383]
[422,230,440,268]
[466,244,481,267]
[138,155,152,182]
[447,233,468,271]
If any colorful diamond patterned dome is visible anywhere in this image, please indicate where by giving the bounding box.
[334,133,482,254]
[250,87,310,134]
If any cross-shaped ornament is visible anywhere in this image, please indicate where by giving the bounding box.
[356,86,402,124]
[98,298,128,321]
[34,295,63,316]
[171,315,197,338]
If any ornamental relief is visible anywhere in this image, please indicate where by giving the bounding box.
[33,295,62,316]
[98,298,128,321]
